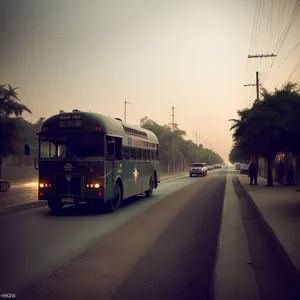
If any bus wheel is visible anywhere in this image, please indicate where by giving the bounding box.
[145,177,153,198]
[107,182,122,213]
[48,199,63,213]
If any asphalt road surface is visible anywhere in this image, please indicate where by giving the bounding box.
[0,169,223,296]
[1,168,299,300]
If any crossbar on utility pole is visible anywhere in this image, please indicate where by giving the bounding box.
[244,71,262,101]
[248,54,277,58]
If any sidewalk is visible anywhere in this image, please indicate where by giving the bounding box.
[237,174,300,292]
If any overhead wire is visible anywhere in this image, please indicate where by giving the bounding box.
[275,1,300,55]
[261,0,274,73]
[244,0,261,105]
[261,0,300,86]
[245,0,260,85]
[269,0,288,68]
[285,58,300,84]
[270,0,300,68]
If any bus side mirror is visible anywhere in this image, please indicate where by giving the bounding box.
[24,144,30,156]
[34,158,39,170]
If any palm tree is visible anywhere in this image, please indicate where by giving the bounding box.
[0,84,31,178]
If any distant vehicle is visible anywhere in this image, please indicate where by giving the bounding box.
[235,163,241,170]
[0,180,10,192]
[207,165,214,170]
[240,164,249,175]
[214,164,222,169]
[24,110,160,213]
[190,163,207,177]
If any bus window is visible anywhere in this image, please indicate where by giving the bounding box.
[136,149,142,160]
[151,150,155,160]
[123,147,130,160]
[142,149,147,160]
[107,143,115,158]
[129,148,136,160]
[146,150,151,161]
[58,145,66,158]
[115,137,123,160]
[69,133,104,158]
[40,140,56,158]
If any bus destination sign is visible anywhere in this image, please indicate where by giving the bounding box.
[59,114,83,128]
[59,114,82,120]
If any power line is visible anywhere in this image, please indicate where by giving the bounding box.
[261,39,300,83]
[273,39,300,68]
[245,0,260,84]
[285,58,300,84]
[270,0,300,68]
[275,1,300,55]
[269,0,288,68]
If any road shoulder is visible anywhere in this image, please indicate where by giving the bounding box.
[211,172,260,300]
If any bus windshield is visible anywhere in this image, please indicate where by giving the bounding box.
[39,133,105,160]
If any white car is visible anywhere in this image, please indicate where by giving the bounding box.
[207,165,214,170]
[240,164,249,174]
[190,163,207,177]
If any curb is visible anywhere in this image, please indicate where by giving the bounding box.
[236,176,300,296]
[0,201,46,216]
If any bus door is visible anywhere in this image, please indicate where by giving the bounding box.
[106,135,123,201]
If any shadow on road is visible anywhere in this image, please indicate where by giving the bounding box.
[40,194,148,217]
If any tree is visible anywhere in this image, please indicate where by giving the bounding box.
[229,145,250,164]
[140,116,224,168]
[230,82,300,186]
[0,84,31,178]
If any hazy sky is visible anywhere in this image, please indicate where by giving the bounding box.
[1,0,299,162]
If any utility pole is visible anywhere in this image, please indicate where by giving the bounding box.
[244,71,262,101]
[245,53,277,101]
[196,130,198,145]
[169,106,176,172]
[124,100,131,122]
[193,130,195,144]
[256,71,260,101]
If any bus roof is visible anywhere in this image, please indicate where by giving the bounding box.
[42,111,159,144]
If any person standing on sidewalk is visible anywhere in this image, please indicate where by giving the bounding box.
[248,159,258,185]
[278,161,285,185]
[287,164,295,186]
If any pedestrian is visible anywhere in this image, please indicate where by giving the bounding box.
[278,160,285,185]
[287,164,295,186]
[248,159,258,185]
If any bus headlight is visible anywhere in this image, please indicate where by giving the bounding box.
[39,182,52,188]
[86,183,101,189]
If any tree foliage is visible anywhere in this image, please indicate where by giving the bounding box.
[229,82,300,186]
[140,117,224,166]
[0,84,32,177]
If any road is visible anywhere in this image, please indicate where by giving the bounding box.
[0,170,221,295]
[1,168,299,300]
